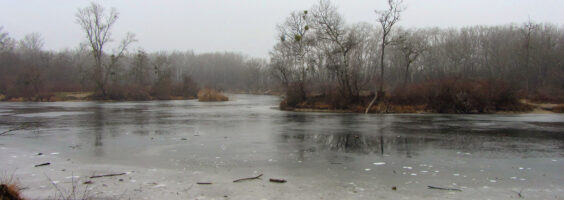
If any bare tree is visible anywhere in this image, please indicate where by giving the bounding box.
[520,19,538,94]
[107,32,137,84]
[18,33,44,52]
[376,0,403,93]
[311,0,361,101]
[394,29,427,86]
[366,0,404,113]
[245,58,267,93]
[272,9,314,102]
[131,49,150,86]
[17,33,47,95]
[75,2,119,97]
[0,26,15,52]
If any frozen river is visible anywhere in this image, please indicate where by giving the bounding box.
[1,94,563,199]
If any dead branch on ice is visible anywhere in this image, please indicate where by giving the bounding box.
[233,174,263,183]
[89,173,126,179]
[427,185,462,191]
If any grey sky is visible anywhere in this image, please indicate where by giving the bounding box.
[1,0,563,58]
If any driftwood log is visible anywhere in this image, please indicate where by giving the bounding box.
[427,185,462,192]
[233,174,263,183]
[34,162,50,167]
[89,173,126,179]
[269,178,287,183]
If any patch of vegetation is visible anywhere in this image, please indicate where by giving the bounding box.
[282,78,533,114]
[1,173,24,200]
[552,105,564,113]
[198,88,229,102]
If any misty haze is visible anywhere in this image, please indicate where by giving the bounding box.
[1,0,563,199]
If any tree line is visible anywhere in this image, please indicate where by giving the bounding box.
[271,0,564,113]
[1,1,563,111]
[0,3,273,101]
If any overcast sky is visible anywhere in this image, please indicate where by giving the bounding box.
[1,0,563,58]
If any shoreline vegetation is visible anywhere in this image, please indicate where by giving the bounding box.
[284,102,563,114]
[197,88,229,102]
[281,99,564,115]
[0,88,233,103]
[1,90,562,114]
[279,78,564,114]
[282,99,563,114]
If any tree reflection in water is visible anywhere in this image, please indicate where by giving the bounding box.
[277,113,423,157]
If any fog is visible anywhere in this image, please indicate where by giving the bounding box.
[2,0,563,58]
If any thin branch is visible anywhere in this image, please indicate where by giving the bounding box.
[89,172,126,179]
[233,174,263,183]
[45,174,66,199]
[427,185,462,192]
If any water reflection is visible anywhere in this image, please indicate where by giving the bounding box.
[93,104,104,147]
[1,95,563,164]
[277,112,564,158]
[278,113,416,157]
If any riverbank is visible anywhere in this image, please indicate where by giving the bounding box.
[2,91,562,114]
[281,99,563,114]
[0,92,197,102]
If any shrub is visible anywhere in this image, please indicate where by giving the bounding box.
[389,84,427,106]
[284,82,307,108]
[123,86,152,101]
[390,78,525,113]
[0,184,23,200]
[553,105,564,113]
[529,89,564,104]
[1,174,24,200]
[172,75,199,98]
[151,77,173,100]
[197,88,228,102]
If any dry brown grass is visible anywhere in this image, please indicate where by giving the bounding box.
[1,173,24,200]
[6,97,24,102]
[197,88,229,102]
[0,183,23,200]
[553,105,564,113]
[389,104,427,113]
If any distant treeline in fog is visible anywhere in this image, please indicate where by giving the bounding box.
[0,29,273,100]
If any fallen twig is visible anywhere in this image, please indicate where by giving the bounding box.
[34,162,50,167]
[269,178,287,183]
[233,174,263,183]
[89,173,126,179]
[427,185,462,191]
[197,182,212,185]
